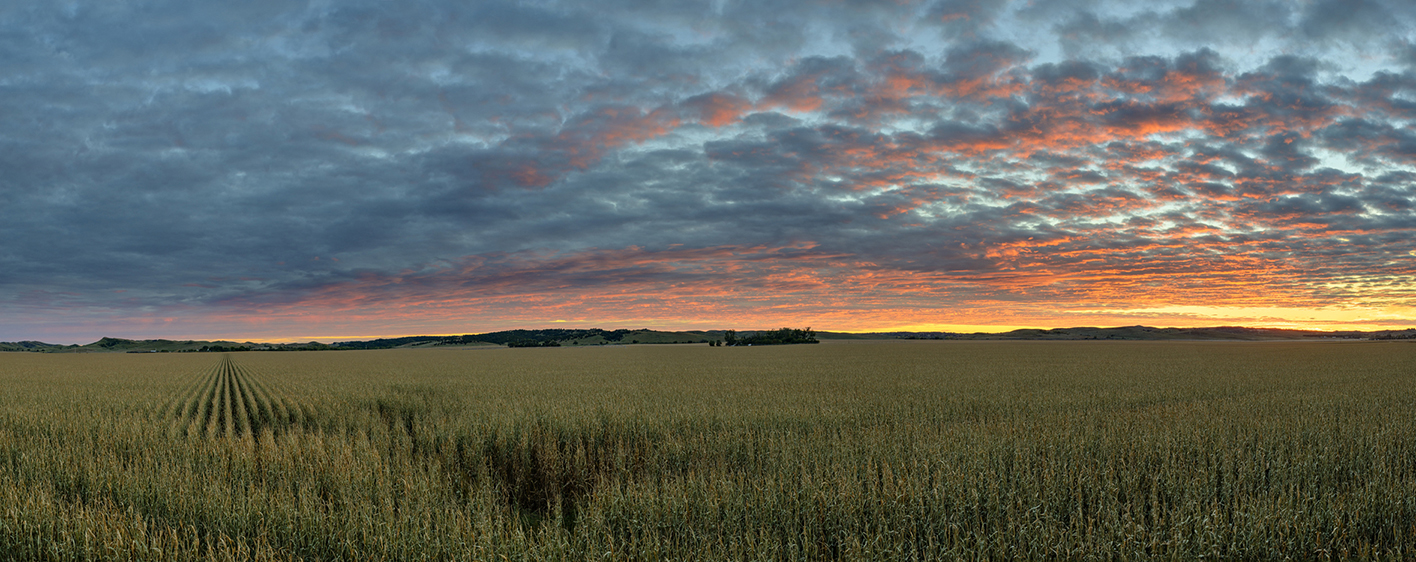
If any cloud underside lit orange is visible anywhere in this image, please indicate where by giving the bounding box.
[9,14,1416,345]
[310,48,1408,341]
[174,243,1413,341]
[40,54,1410,343]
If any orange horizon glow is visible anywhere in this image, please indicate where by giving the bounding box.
[7,25,1415,347]
[22,235,1397,345]
[112,304,1416,346]
[161,318,1416,346]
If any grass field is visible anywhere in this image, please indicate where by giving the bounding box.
[1,341,1413,560]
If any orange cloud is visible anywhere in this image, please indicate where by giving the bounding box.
[556,105,681,169]
[686,92,752,127]
[761,75,824,113]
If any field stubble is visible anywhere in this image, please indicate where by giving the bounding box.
[0,341,1413,560]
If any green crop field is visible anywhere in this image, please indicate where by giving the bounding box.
[1,341,1414,560]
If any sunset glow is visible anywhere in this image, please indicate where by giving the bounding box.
[2,1,1413,343]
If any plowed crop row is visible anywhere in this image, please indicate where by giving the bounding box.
[165,354,311,438]
[5,342,1416,560]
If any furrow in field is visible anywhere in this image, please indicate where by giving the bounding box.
[206,359,229,438]
[172,361,221,437]
[166,359,216,421]
[221,360,236,437]
[238,363,269,437]
[160,361,215,422]
[232,363,263,436]
[173,375,208,420]
[292,399,314,431]
[230,361,252,437]
[235,359,310,436]
[238,363,278,436]
[197,358,219,438]
[239,363,302,430]
[189,358,224,437]
[174,370,211,427]
[173,354,314,438]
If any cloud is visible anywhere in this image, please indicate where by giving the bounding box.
[1297,0,1410,45]
[928,0,1010,37]
[683,92,753,127]
[2,0,1415,341]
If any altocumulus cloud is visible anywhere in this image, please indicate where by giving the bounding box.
[1,0,1414,342]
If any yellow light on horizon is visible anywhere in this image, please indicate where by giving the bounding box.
[1066,305,1416,331]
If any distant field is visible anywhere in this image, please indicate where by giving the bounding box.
[1,341,1413,560]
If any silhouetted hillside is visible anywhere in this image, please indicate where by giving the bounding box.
[4,326,1411,353]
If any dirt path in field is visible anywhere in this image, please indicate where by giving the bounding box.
[164,354,309,438]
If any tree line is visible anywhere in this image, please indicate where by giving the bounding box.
[710,327,818,346]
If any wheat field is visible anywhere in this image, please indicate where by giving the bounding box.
[1,341,1413,560]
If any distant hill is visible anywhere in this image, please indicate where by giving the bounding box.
[0,340,78,352]
[0,337,336,353]
[854,326,1416,341]
[337,328,719,348]
[3,326,1412,353]
[0,328,721,353]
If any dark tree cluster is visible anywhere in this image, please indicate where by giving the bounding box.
[1369,329,1416,340]
[334,336,443,349]
[197,345,251,352]
[506,340,562,348]
[463,329,632,346]
[721,328,818,346]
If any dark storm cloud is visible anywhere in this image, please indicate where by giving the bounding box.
[2,0,1414,341]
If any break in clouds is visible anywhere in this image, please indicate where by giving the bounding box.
[2,0,1414,341]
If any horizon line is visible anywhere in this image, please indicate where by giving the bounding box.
[10,323,1416,347]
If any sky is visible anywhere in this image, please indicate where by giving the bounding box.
[2,0,1415,343]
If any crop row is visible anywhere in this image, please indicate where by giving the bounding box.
[3,342,1414,560]
[161,355,312,438]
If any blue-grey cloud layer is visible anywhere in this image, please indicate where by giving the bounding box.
[2,0,1414,341]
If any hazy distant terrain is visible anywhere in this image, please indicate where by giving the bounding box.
[4,326,1413,353]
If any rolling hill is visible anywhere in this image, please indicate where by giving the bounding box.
[3,326,1411,353]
